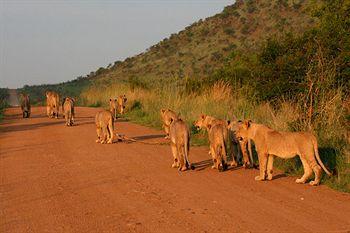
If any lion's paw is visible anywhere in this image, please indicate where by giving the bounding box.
[309,180,319,186]
[295,178,306,184]
[255,176,265,181]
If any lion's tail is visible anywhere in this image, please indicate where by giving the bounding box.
[247,139,254,165]
[312,135,332,176]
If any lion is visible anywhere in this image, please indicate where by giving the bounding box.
[160,109,179,139]
[235,120,332,185]
[95,110,114,144]
[46,91,60,118]
[109,95,127,119]
[20,93,31,118]
[169,117,193,171]
[62,97,75,126]
[194,114,238,167]
[227,119,254,168]
[109,98,118,120]
[117,95,127,115]
[207,123,228,171]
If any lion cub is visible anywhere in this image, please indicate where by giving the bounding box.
[194,114,237,167]
[95,110,114,144]
[161,109,179,139]
[169,117,193,171]
[62,97,75,126]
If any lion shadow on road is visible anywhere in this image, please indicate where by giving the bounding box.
[132,134,165,141]
[0,120,64,133]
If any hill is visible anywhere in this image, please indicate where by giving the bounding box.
[93,0,316,83]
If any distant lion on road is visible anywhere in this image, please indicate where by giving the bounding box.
[20,93,31,118]
[46,91,60,118]
[62,97,75,126]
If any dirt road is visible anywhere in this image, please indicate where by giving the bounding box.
[1,107,349,233]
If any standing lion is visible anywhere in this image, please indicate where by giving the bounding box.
[20,93,31,118]
[169,117,193,171]
[95,110,114,144]
[160,109,179,139]
[46,91,60,118]
[236,120,332,185]
[62,97,75,126]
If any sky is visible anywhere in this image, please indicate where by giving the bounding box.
[0,0,234,88]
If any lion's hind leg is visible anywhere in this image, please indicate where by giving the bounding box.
[295,156,313,184]
[308,157,322,186]
[170,142,179,168]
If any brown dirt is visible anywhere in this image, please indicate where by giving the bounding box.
[1,107,350,233]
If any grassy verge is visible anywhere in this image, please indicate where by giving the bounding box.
[0,88,9,121]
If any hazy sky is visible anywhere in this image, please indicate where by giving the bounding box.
[0,0,234,88]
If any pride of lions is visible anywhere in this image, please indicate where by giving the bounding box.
[19,90,331,186]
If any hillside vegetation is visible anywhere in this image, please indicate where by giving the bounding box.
[90,0,316,84]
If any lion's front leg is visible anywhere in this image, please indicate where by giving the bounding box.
[255,152,268,181]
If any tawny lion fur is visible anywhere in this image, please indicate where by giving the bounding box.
[160,109,179,139]
[46,91,60,118]
[95,110,114,144]
[236,120,331,185]
[169,118,192,171]
[63,97,75,126]
[109,95,127,120]
[194,114,238,167]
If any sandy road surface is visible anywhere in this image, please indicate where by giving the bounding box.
[1,107,350,233]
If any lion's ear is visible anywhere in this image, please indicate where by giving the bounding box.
[227,120,231,125]
[207,124,212,130]
[201,114,205,119]
[109,98,112,102]
[244,120,252,128]
[161,109,166,113]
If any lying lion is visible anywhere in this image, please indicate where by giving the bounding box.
[95,110,114,144]
[236,120,331,185]
[194,114,238,167]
